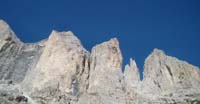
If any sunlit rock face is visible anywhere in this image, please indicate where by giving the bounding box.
[0,20,200,104]
[85,38,126,104]
[142,49,200,95]
[124,58,140,88]
[21,30,90,104]
[138,49,200,104]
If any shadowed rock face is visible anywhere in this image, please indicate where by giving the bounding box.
[0,20,45,83]
[0,20,200,104]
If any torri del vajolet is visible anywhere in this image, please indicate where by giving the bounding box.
[0,20,200,104]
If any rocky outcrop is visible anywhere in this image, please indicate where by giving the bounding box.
[22,30,90,104]
[0,20,200,104]
[123,59,141,104]
[124,58,140,88]
[140,49,200,103]
[0,20,45,83]
[85,38,126,104]
[142,49,200,95]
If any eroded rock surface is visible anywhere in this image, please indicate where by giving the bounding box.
[0,20,45,84]
[86,38,126,104]
[0,20,200,104]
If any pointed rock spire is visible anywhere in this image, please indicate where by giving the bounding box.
[90,38,122,70]
[88,38,126,103]
[124,58,140,88]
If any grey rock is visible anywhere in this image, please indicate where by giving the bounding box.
[142,49,200,95]
[87,38,126,104]
[22,30,90,104]
[124,58,141,104]
[0,20,200,104]
[124,58,140,88]
[0,20,45,83]
[140,49,200,104]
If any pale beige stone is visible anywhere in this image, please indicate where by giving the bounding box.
[0,20,200,104]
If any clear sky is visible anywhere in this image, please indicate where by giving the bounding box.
[0,0,199,78]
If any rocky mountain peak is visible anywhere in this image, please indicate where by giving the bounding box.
[152,48,165,55]
[90,38,122,69]
[22,30,89,95]
[48,30,83,49]
[0,20,200,104]
[142,48,200,96]
[124,58,140,88]
[0,20,21,43]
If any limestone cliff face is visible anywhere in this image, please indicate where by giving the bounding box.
[142,49,200,93]
[21,30,90,104]
[0,20,44,83]
[141,49,200,100]
[85,38,126,104]
[0,20,200,104]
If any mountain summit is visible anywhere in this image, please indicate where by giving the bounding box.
[0,20,200,104]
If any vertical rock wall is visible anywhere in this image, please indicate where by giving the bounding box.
[0,20,200,104]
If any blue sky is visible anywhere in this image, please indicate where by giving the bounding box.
[0,0,200,78]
